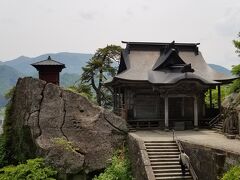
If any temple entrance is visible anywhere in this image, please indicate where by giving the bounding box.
[168,97,194,129]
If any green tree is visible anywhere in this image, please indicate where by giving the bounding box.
[81,45,122,107]
[67,83,93,100]
[233,32,240,56]
[229,33,240,93]
[229,64,240,93]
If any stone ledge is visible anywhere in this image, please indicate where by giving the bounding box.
[128,133,155,180]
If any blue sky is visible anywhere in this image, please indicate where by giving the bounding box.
[0,0,239,68]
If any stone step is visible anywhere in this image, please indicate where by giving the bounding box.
[149,154,180,158]
[144,141,193,180]
[145,143,177,146]
[153,168,189,173]
[145,145,178,149]
[144,141,174,143]
[148,152,180,155]
[151,161,180,166]
[214,125,223,128]
[155,172,190,177]
[155,175,193,180]
[212,127,222,131]
[147,149,179,152]
[150,158,180,162]
[152,164,182,170]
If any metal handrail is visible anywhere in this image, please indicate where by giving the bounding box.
[173,130,198,180]
[209,114,221,127]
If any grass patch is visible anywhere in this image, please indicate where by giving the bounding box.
[221,165,240,180]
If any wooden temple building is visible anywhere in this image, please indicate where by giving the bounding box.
[31,56,65,85]
[106,41,236,130]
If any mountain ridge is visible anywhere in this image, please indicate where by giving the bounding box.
[0,52,232,107]
[2,52,93,75]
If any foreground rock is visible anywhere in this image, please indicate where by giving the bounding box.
[7,77,128,175]
[222,92,240,135]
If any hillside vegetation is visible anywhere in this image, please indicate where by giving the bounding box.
[0,52,231,107]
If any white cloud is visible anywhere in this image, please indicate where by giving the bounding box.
[0,0,239,69]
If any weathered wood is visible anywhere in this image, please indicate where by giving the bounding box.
[164,96,169,129]
[209,89,213,108]
[218,85,221,113]
[194,96,198,128]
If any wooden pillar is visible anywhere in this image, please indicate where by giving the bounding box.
[181,97,185,117]
[202,100,206,117]
[194,96,199,130]
[201,93,206,117]
[164,96,169,131]
[209,89,212,108]
[218,85,221,113]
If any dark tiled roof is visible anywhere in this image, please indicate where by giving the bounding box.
[122,41,200,47]
[31,56,65,67]
[106,41,235,85]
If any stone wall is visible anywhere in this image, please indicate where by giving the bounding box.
[127,133,155,180]
[181,141,240,180]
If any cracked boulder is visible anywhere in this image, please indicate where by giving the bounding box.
[222,93,240,134]
[8,77,128,174]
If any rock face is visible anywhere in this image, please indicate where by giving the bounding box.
[221,93,240,135]
[181,141,240,180]
[8,77,127,175]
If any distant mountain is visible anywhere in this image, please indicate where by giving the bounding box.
[3,52,93,75]
[60,73,80,87]
[0,65,23,93]
[0,94,7,107]
[208,64,231,76]
[0,65,23,107]
[0,52,233,107]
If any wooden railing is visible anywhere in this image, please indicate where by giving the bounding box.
[173,130,198,180]
[209,114,221,127]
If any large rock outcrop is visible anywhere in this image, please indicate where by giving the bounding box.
[222,93,240,135]
[7,77,127,175]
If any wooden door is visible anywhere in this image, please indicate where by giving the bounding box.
[134,95,163,119]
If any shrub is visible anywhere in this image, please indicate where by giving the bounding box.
[229,64,240,93]
[93,147,132,180]
[0,158,57,180]
[221,165,240,180]
[51,137,80,153]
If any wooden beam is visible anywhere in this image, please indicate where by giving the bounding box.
[181,97,185,117]
[194,96,198,130]
[209,89,212,108]
[218,85,221,113]
[164,96,169,131]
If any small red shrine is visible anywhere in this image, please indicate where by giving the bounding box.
[31,56,65,85]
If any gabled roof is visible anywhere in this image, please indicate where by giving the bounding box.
[152,48,186,70]
[122,41,200,47]
[117,50,128,74]
[31,56,66,68]
[106,41,236,86]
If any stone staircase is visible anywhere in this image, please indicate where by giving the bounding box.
[212,119,224,132]
[144,140,193,180]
